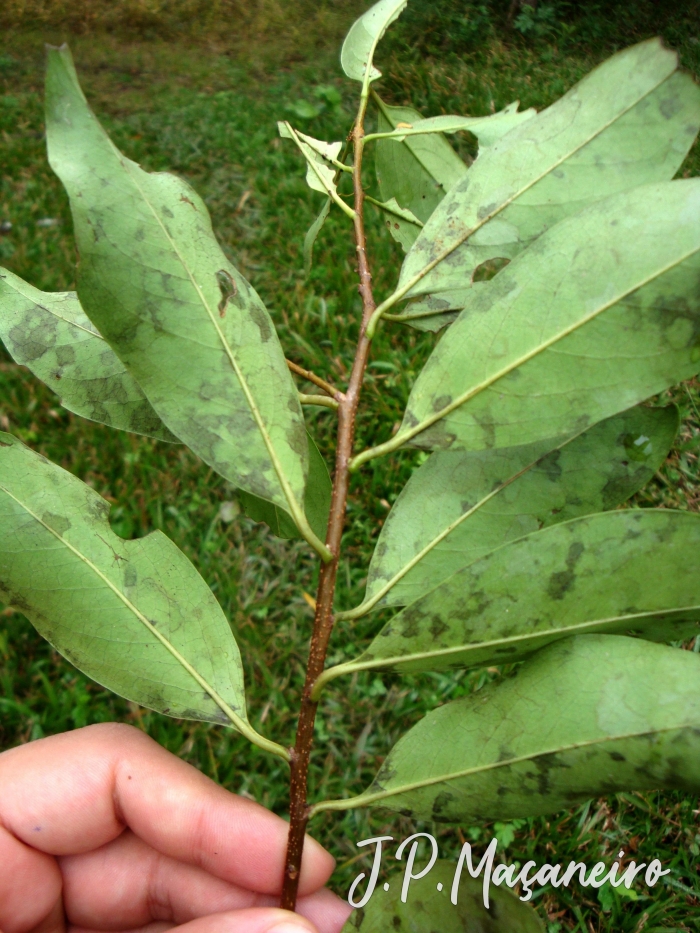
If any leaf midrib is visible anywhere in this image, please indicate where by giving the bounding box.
[360,431,587,616]
[359,722,698,809]
[353,604,700,673]
[398,64,675,299]
[399,242,700,446]
[83,123,305,524]
[0,481,249,731]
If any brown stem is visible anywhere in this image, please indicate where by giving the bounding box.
[287,358,341,400]
[280,108,375,912]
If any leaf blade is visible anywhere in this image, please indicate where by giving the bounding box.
[360,635,700,821]
[374,97,468,228]
[352,510,700,675]
[45,46,316,547]
[359,405,678,614]
[340,0,408,83]
[400,39,700,301]
[397,179,700,454]
[0,268,176,442]
[378,102,536,145]
[238,431,331,541]
[341,861,543,933]
[0,432,247,728]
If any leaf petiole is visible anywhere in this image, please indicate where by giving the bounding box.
[299,393,339,410]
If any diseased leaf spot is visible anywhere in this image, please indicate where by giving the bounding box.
[429,615,449,639]
[55,345,75,366]
[249,302,272,342]
[216,270,237,318]
[432,394,452,413]
[41,511,71,536]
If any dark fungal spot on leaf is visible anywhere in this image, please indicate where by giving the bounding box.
[432,394,452,412]
[477,201,497,220]
[400,616,420,639]
[216,270,236,318]
[431,790,455,817]
[55,344,75,366]
[124,565,137,588]
[659,95,683,120]
[546,571,574,601]
[41,511,71,536]
[429,615,449,639]
[9,317,58,362]
[249,303,272,342]
[86,495,110,522]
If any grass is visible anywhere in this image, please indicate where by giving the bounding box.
[1,2,700,930]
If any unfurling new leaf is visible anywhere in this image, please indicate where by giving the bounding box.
[0,269,176,442]
[351,636,700,821]
[45,46,329,559]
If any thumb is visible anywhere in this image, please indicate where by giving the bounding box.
[169,907,323,933]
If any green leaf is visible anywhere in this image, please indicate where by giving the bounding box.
[340,0,407,84]
[342,509,700,677]
[399,39,700,302]
[278,121,354,220]
[288,99,322,120]
[384,179,700,458]
[341,861,543,933]
[354,405,678,616]
[45,46,325,555]
[0,432,246,728]
[374,96,468,233]
[386,286,478,334]
[303,197,332,276]
[278,122,342,194]
[238,431,331,541]
[374,102,537,146]
[372,196,423,251]
[355,635,700,821]
[372,97,533,303]
[0,268,177,442]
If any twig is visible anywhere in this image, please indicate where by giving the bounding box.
[286,359,342,400]
[280,81,377,912]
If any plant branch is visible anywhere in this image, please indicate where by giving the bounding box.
[286,359,342,400]
[280,89,377,913]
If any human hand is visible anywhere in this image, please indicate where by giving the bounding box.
[0,723,353,933]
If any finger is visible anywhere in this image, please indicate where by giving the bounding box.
[296,889,352,933]
[0,823,62,933]
[0,723,332,896]
[61,830,351,932]
[70,910,319,933]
